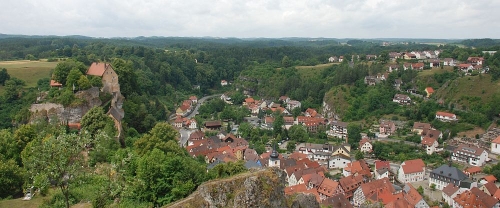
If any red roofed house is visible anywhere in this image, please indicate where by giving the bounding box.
[244,97,255,106]
[343,159,372,178]
[398,159,425,183]
[86,62,119,94]
[425,87,434,98]
[174,116,183,128]
[421,137,439,155]
[436,111,457,122]
[464,166,482,177]
[50,79,62,88]
[402,183,429,207]
[467,57,485,66]
[305,108,318,118]
[359,138,372,153]
[491,136,500,155]
[442,183,465,206]
[374,160,392,180]
[317,178,343,201]
[411,62,424,70]
[453,187,499,208]
[189,96,198,104]
[353,178,395,206]
[459,63,474,72]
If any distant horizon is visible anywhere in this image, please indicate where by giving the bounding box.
[1,33,491,41]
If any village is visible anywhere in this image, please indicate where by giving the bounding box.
[171,50,500,208]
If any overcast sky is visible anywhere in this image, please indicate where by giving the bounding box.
[1,0,499,39]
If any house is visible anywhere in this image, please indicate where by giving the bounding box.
[286,100,301,111]
[330,143,351,158]
[402,183,429,208]
[328,56,339,63]
[174,116,183,128]
[453,187,499,208]
[279,95,290,103]
[339,56,344,62]
[403,63,412,70]
[317,178,343,201]
[374,160,392,180]
[321,194,353,208]
[421,128,442,142]
[412,122,432,135]
[393,79,403,90]
[339,174,367,200]
[204,120,222,130]
[328,120,348,139]
[404,53,417,60]
[459,63,474,72]
[189,96,198,104]
[86,62,120,94]
[388,64,399,72]
[220,80,228,86]
[436,111,457,122]
[379,121,396,135]
[452,144,489,166]
[442,183,466,207]
[176,104,190,116]
[244,97,255,106]
[429,164,468,190]
[480,182,498,196]
[467,57,485,66]
[492,136,500,155]
[464,166,482,177]
[392,94,411,105]
[389,52,401,60]
[412,62,424,70]
[359,138,372,153]
[364,76,377,86]
[353,178,395,206]
[481,175,498,184]
[186,119,197,129]
[305,108,319,118]
[421,137,439,155]
[429,59,441,68]
[343,159,372,178]
[50,79,62,88]
[425,87,434,98]
[328,154,351,169]
[366,55,377,60]
[443,58,456,66]
[398,159,425,183]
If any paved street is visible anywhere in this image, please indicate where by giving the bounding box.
[179,129,194,147]
[169,94,222,120]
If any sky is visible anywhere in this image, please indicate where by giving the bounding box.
[1,0,499,39]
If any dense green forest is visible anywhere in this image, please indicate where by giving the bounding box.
[2,36,500,207]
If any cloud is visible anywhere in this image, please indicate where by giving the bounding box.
[1,0,499,38]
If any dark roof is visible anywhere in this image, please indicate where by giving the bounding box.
[431,164,468,181]
[270,149,279,159]
[204,120,222,127]
[244,160,261,169]
[108,107,123,121]
[322,194,353,208]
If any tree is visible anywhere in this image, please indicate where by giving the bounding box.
[286,141,296,152]
[77,75,91,90]
[379,51,389,64]
[81,107,115,138]
[282,56,291,68]
[273,113,284,136]
[417,185,424,195]
[430,183,436,191]
[14,124,37,161]
[0,159,26,199]
[0,68,10,86]
[288,125,308,142]
[347,123,362,149]
[4,78,25,101]
[134,123,180,156]
[0,129,19,163]
[22,133,90,208]
[355,150,364,160]
[52,60,87,85]
[66,68,83,90]
[238,122,252,138]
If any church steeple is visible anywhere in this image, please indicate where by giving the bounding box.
[268,144,280,167]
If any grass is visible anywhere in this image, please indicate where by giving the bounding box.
[435,74,500,105]
[0,188,56,208]
[0,60,58,94]
[416,66,454,77]
[295,63,337,79]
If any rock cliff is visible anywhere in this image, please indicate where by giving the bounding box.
[166,168,319,208]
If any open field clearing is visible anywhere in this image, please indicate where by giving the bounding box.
[0,60,57,93]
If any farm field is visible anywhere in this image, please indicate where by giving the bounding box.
[0,60,57,93]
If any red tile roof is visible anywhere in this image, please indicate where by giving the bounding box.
[288,152,308,161]
[401,159,425,174]
[359,138,371,147]
[375,160,390,170]
[465,166,482,174]
[86,62,111,76]
[492,136,500,144]
[421,137,437,146]
[485,175,497,183]
[317,178,340,197]
[425,87,434,93]
[244,97,255,104]
[436,111,456,118]
[284,183,308,195]
[403,183,423,207]
[442,183,460,197]
[484,182,498,195]
[50,79,62,87]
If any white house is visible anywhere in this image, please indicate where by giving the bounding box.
[436,111,457,122]
[429,164,468,190]
[220,80,228,86]
[286,100,301,111]
[452,144,489,166]
[392,94,411,105]
[402,183,429,208]
[421,137,439,155]
[443,58,456,66]
[358,138,372,153]
[328,120,348,139]
[328,154,351,169]
[491,136,500,155]
[442,184,467,207]
[187,119,197,129]
[398,159,425,183]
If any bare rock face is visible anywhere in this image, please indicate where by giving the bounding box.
[29,87,102,124]
[166,168,319,208]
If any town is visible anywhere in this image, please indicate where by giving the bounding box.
[172,50,500,208]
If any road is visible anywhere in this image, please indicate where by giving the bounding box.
[169,94,222,120]
[179,128,194,147]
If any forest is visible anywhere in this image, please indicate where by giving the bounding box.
[1,36,500,207]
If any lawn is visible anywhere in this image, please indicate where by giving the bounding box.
[0,60,57,93]
[416,66,454,77]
